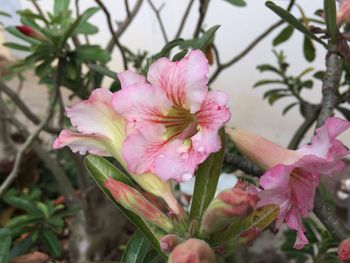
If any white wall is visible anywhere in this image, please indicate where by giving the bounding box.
[2,0,349,145]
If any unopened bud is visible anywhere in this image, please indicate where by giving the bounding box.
[201,182,258,234]
[338,238,350,262]
[16,26,47,41]
[168,239,216,263]
[160,234,184,253]
[105,178,173,232]
[239,227,261,246]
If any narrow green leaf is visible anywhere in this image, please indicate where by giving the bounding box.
[9,235,35,259]
[181,25,220,51]
[172,49,188,61]
[0,236,11,263]
[190,129,225,220]
[224,0,246,7]
[54,0,70,16]
[282,102,298,115]
[324,0,337,44]
[3,42,30,52]
[303,37,316,62]
[76,45,111,63]
[253,79,284,88]
[41,229,61,257]
[75,22,98,35]
[0,11,11,17]
[121,230,150,263]
[84,155,164,255]
[273,26,294,46]
[152,38,184,61]
[88,64,119,80]
[4,196,39,214]
[265,1,327,48]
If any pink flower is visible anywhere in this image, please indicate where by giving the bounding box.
[337,0,350,26]
[227,117,350,249]
[112,50,231,182]
[339,238,350,262]
[53,88,184,216]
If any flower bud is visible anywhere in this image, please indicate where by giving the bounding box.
[168,239,216,263]
[338,238,350,262]
[225,128,300,170]
[160,234,184,253]
[105,178,173,232]
[239,227,261,246]
[201,182,258,234]
[16,26,47,41]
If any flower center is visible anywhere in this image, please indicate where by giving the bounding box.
[161,106,198,141]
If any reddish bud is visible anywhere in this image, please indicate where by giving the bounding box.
[16,26,47,41]
[105,178,173,232]
[201,182,258,234]
[160,234,183,253]
[168,239,216,263]
[239,227,261,246]
[339,238,350,262]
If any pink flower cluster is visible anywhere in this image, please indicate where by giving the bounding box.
[53,50,230,182]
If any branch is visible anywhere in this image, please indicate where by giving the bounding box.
[124,0,131,17]
[193,0,210,38]
[224,153,263,177]
[106,0,143,53]
[147,0,168,43]
[94,0,128,70]
[313,43,349,242]
[175,0,195,38]
[0,59,63,197]
[209,20,283,84]
[0,81,60,134]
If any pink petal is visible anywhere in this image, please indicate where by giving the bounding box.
[66,88,123,140]
[53,130,111,155]
[117,70,147,89]
[259,165,292,190]
[285,208,309,249]
[121,124,165,175]
[147,50,209,113]
[153,139,203,182]
[192,91,231,154]
[111,83,172,133]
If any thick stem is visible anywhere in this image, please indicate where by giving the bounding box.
[224,153,263,177]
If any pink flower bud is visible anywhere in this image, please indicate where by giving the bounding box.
[239,227,261,246]
[169,239,216,263]
[16,25,47,41]
[105,178,173,232]
[160,234,183,253]
[337,0,350,27]
[201,182,258,234]
[339,238,350,262]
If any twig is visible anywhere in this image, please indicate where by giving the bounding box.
[124,0,131,17]
[30,0,47,25]
[312,43,349,242]
[224,153,263,177]
[94,0,128,70]
[147,0,168,43]
[106,0,143,53]
[193,0,210,38]
[0,59,63,197]
[209,20,284,84]
[175,0,195,38]
[0,81,60,134]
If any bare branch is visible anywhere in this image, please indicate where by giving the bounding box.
[224,153,263,177]
[94,0,128,70]
[175,0,195,38]
[0,59,63,196]
[106,0,144,53]
[0,81,60,134]
[147,0,168,43]
[193,0,210,38]
[124,0,131,17]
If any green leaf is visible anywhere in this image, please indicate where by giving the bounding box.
[9,235,35,259]
[0,11,11,17]
[324,0,337,44]
[54,0,70,16]
[7,215,41,228]
[190,129,225,221]
[273,26,294,46]
[121,230,150,263]
[253,79,284,88]
[224,0,246,7]
[181,25,220,51]
[313,71,325,80]
[152,38,185,61]
[88,64,119,80]
[74,22,98,35]
[3,42,30,52]
[256,64,282,75]
[76,45,111,63]
[282,102,298,115]
[0,236,11,263]
[265,1,327,48]
[84,155,164,255]
[172,49,188,61]
[41,229,61,257]
[303,37,316,62]
[4,196,40,214]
